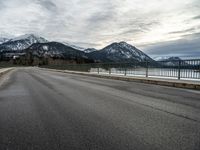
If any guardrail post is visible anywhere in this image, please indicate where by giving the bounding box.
[178,60,181,80]
[146,61,149,78]
[124,67,127,76]
[199,63,200,79]
[109,64,111,74]
[133,61,136,75]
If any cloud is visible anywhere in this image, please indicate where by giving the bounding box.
[193,15,200,20]
[0,1,5,9]
[0,0,200,57]
[141,33,200,58]
[36,0,57,12]
[169,28,197,35]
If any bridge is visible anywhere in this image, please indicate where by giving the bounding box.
[0,67,200,149]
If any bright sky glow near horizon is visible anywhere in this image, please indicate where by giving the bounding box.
[0,0,200,58]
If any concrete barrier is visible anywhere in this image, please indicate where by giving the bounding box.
[40,68,200,90]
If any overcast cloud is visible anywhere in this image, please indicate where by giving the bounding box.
[0,0,200,57]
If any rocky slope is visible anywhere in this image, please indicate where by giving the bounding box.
[88,42,153,62]
[26,42,92,62]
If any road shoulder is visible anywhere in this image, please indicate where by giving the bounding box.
[0,68,14,87]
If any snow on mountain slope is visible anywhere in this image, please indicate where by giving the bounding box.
[26,42,88,59]
[63,42,85,51]
[88,42,153,62]
[11,34,47,43]
[84,48,97,53]
[0,34,48,51]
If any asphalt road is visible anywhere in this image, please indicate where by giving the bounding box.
[0,68,200,150]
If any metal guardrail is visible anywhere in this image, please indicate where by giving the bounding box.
[41,59,200,80]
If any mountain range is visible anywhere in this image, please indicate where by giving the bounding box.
[0,34,154,64]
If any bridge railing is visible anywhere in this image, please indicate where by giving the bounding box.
[41,59,200,80]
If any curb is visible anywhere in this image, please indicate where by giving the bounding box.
[0,68,13,77]
[40,68,200,90]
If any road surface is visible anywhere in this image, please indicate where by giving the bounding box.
[0,68,200,150]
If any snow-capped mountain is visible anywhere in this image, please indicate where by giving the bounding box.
[88,42,153,62]
[0,37,10,44]
[155,57,189,66]
[0,34,48,51]
[84,48,97,53]
[63,42,85,51]
[155,56,181,61]
[163,57,182,61]
[26,42,90,61]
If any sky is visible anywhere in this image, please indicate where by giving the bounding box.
[0,0,200,58]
